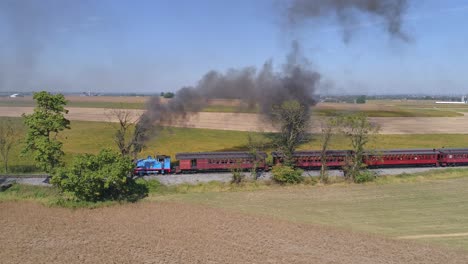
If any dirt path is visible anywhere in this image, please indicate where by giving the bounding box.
[1,106,468,134]
[1,201,467,264]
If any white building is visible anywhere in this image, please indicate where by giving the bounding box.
[435,95,467,104]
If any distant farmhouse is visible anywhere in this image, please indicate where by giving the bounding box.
[9,93,24,98]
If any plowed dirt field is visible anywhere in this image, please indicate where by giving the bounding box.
[1,106,468,134]
[1,201,467,264]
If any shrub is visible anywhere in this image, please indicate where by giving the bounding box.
[271,164,303,184]
[354,170,376,183]
[302,176,318,185]
[231,165,245,185]
[51,149,148,202]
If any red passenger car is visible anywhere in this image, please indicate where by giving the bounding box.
[437,148,468,166]
[363,149,439,168]
[272,150,352,169]
[175,151,268,173]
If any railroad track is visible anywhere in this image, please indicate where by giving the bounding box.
[1,166,467,187]
[0,174,49,179]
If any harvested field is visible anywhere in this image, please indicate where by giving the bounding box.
[1,201,468,264]
[1,106,468,134]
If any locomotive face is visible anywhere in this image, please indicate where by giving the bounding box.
[133,155,172,175]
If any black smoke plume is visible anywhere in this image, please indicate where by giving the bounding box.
[140,1,410,136]
[287,0,409,41]
[140,41,320,130]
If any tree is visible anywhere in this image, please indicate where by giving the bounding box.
[319,117,340,183]
[246,133,269,179]
[272,100,310,166]
[163,92,174,98]
[356,95,366,104]
[107,109,153,159]
[0,118,21,173]
[51,149,147,202]
[340,113,379,182]
[22,91,70,173]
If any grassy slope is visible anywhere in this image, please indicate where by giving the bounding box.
[151,169,468,250]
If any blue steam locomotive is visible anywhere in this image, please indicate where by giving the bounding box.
[133,155,171,176]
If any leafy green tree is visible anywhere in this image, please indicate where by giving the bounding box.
[356,95,366,104]
[163,92,175,98]
[0,118,21,173]
[340,113,379,182]
[272,100,309,166]
[51,149,147,202]
[22,91,70,173]
[246,133,270,179]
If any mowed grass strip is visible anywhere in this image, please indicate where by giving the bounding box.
[151,169,468,250]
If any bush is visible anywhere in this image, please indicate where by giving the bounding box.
[354,170,376,183]
[231,166,245,185]
[271,164,303,184]
[51,149,148,202]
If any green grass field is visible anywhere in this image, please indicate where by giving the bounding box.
[2,116,468,173]
[151,169,468,250]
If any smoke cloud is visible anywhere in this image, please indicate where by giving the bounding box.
[287,0,409,41]
[140,41,320,130]
[141,0,410,135]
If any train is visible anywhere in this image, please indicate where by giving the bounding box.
[132,148,468,175]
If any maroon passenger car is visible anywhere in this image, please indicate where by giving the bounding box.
[437,148,468,166]
[272,150,352,169]
[175,151,268,173]
[363,149,439,168]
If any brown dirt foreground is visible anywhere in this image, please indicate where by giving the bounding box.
[1,202,468,264]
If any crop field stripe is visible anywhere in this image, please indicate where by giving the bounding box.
[399,232,468,239]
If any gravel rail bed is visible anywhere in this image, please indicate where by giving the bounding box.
[0,174,48,178]
[2,166,466,187]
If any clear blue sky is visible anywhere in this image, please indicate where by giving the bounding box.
[1,0,467,95]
